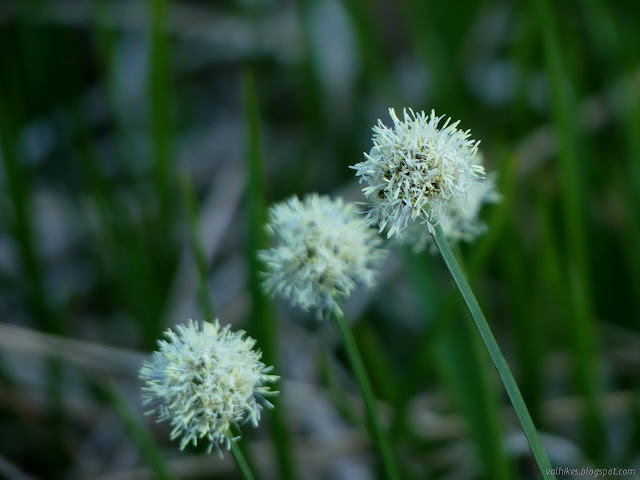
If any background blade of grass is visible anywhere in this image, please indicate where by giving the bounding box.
[435,308,511,480]
[243,69,295,480]
[148,0,175,236]
[180,175,215,323]
[97,382,176,480]
[331,311,400,480]
[2,0,640,476]
[0,33,68,475]
[403,250,511,480]
[580,1,640,458]
[432,224,554,478]
[532,0,606,461]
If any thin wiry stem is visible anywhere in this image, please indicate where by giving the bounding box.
[431,224,555,479]
[101,382,175,480]
[330,310,400,480]
[228,433,255,480]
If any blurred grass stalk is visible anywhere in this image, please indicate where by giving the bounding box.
[173,176,261,480]
[180,175,215,322]
[581,0,640,457]
[148,0,175,237]
[243,70,296,480]
[431,225,555,479]
[330,311,400,480]
[436,299,511,480]
[498,154,545,425]
[99,382,176,480]
[395,251,511,480]
[532,0,606,460]
[84,1,168,351]
[399,0,463,114]
[0,27,68,471]
[394,152,516,478]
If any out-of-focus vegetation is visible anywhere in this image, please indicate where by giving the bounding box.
[1,0,639,479]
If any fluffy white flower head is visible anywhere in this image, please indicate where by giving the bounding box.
[139,319,278,454]
[259,194,385,319]
[351,108,484,238]
[399,160,500,252]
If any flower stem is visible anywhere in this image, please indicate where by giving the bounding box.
[331,311,400,480]
[228,434,255,480]
[431,224,555,479]
[101,382,175,480]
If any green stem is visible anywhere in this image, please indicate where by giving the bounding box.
[330,311,400,480]
[228,433,255,480]
[431,224,555,479]
[101,382,175,480]
[180,174,215,322]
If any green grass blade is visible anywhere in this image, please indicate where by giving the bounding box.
[580,1,640,456]
[501,231,544,424]
[532,0,605,459]
[72,109,163,350]
[353,324,397,403]
[99,382,175,480]
[180,175,215,322]
[432,224,555,479]
[242,69,295,480]
[398,248,511,479]
[331,311,400,480]
[148,0,175,229]
[316,350,359,425]
[435,307,511,480]
[0,49,68,473]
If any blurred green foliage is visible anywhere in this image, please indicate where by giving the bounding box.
[1,0,640,478]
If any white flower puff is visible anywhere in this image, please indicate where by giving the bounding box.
[259,194,385,319]
[351,108,484,238]
[139,319,279,454]
[400,167,501,252]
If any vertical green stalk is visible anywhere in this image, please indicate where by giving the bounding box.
[431,224,555,479]
[532,0,604,459]
[330,311,400,480]
[180,175,215,322]
[99,382,175,480]
[243,70,295,480]
[436,306,511,480]
[180,175,258,477]
[228,433,255,480]
[0,37,67,473]
[148,0,175,227]
[398,0,466,114]
[396,244,510,479]
[580,0,640,456]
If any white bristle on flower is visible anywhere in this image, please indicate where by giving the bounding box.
[259,193,386,319]
[139,319,279,455]
[350,108,484,238]
[398,163,501,252]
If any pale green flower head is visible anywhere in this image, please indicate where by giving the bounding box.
[398,153,501,252]
[351,108,484,238]
[139,319,279,454]
[259,193,386,319]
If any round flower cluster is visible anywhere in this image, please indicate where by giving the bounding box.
[399,155,500,252]
[259,194,385,318]
[139,319,279,454]
[351,108,484,238]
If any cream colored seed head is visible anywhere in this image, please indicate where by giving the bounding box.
[139,319,279,455]
[398,159,501,252]
[351,108,484,238]
[259,193,386,319]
